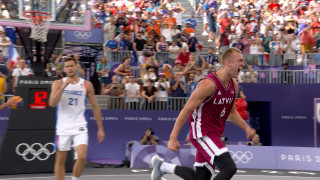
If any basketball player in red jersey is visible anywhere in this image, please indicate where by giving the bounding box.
[151,47,256,180]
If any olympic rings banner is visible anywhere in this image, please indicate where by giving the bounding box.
[64,28,103,44]
[130,144,320,171]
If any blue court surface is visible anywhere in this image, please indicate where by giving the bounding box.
[0,167,319,180]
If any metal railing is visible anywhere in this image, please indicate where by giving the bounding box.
[87,96,188,110]
[15,46,64,59]
[240,69,320,84]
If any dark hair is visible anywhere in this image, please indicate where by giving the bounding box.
[122,57,130,63]
[63,57,77,64]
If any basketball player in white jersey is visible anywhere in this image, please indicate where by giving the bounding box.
[49,57,105,180]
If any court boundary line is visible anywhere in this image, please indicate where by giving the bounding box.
[0,173,319,180]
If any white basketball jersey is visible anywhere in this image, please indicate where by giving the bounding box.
[56,78,87,135]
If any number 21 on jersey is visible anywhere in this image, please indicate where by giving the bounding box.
[68,98,78,105]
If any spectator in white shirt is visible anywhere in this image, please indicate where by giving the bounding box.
[0,28,11,58]
[125,76,140,110]
[11,59,33,94]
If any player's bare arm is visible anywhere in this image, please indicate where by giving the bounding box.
[228,80,256,139]
[86,81,105,143]
[49,78,72,107]
[168,79,216,152]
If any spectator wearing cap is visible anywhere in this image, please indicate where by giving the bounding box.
[141,78,157,110]
[285,18,296,35]
[0,28,11,58]
[125,75,141,110]
[172,59,185,75]
[154,72,170,110]
[188,33,198,53]
[177,46,191,66]
[184,11,197,29]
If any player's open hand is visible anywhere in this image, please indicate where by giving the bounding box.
[245,127,256,139]
[167,138,180,152]
[97,129,105,143]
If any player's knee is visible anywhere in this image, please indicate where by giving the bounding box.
[224,161,237,175]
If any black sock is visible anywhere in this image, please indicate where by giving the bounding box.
[174,165,196,180]
[213,152,237,180]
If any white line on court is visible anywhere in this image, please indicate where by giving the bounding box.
[0,174,319,180]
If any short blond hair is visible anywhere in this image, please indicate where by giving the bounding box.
[221,47,242,65]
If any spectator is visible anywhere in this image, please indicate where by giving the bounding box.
[143,67,157,86]
[185,11,197,29]
[104,33,120,61]
[262,29,273,53]
[145,36,156,54]
[269,34,283,66]
[154,73,170,110]
[300,26,313,54]
[73,54,85,78]
[247,134,262,146]
[11,59,33,94]
[96,56,111,94]
[188,33,198,53]
[173,7,186,30]
[208,8,217,42]
[139,127,159,145]
[184,22,194,34]
[161,64,172,80]
[170,72,185,109]
[102,75,125,110]
[133,32,147,65]
[314,26,320,49]
[103,16,116,43]
[114,57,132,83]
[185,72,198,97]
[0,28,11,58]
[156,36,169,52]
[163,11,176,28]
[176,46,191,66]
[145,55,159,74]
[168,41,181,63]
[171,24,181,43]
[235,88,248,121]
[125,75,140,110]
[0,52,8,76]
[141,79,157,110]
[281,63,293,84]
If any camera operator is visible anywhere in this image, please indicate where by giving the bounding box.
[139,127,159,145]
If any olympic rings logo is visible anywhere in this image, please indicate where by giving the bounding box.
[16,143,56,161]
[229,151,253,164]
[74,31,92,39]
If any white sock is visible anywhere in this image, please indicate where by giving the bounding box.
[72,176,80,180]
[160,162,176,174]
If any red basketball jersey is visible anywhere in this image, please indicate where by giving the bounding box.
[189,72,236,139]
